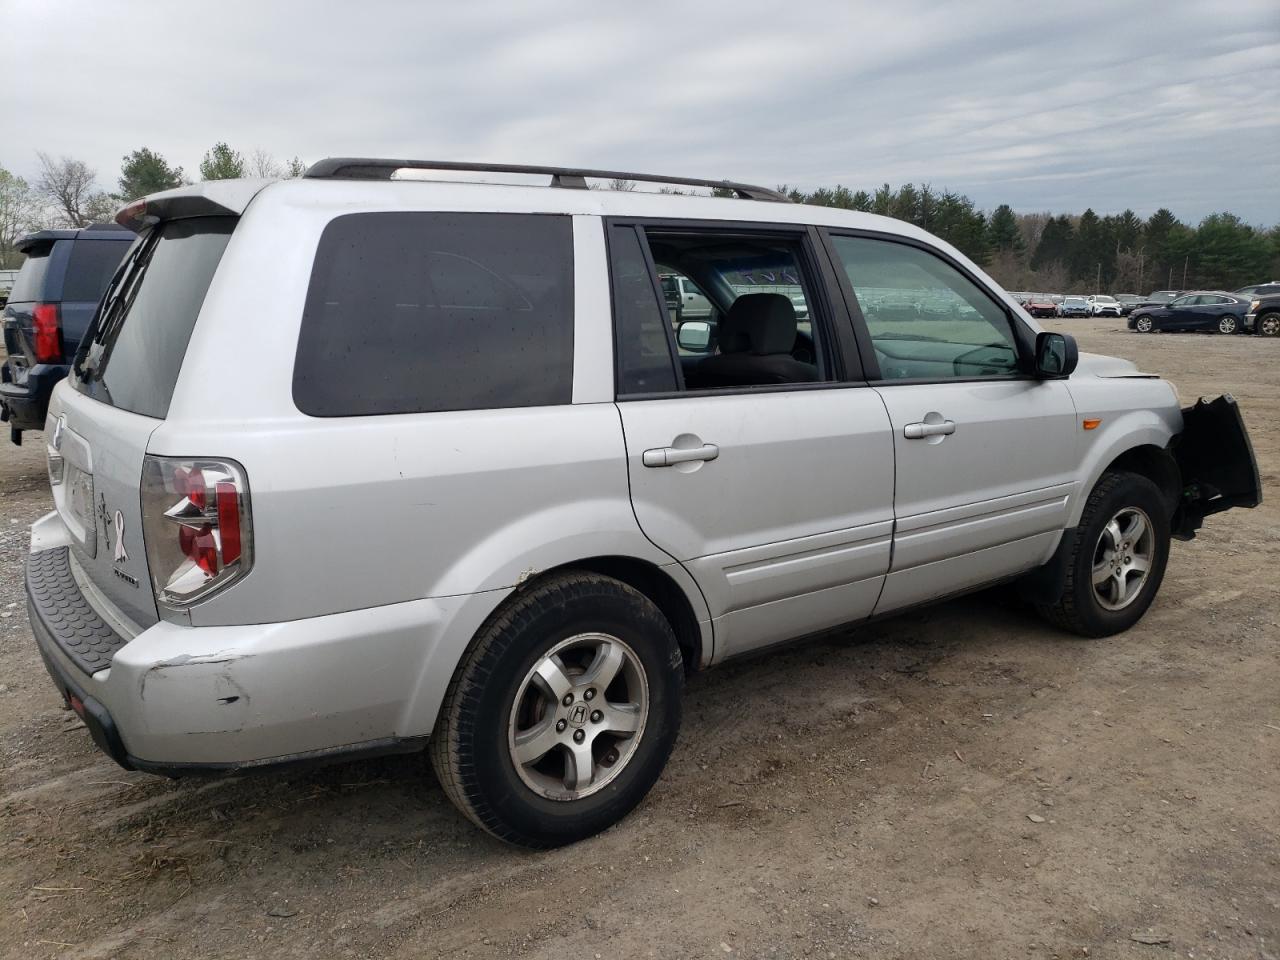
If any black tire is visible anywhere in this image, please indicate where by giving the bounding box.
[1216,315,1239,335]
[1256,312,1280,338]
[430,571,683,848]
[1036,471,1171,638]
[1133,315,1154,333]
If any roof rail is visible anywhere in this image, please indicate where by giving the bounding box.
[303,158,792,202]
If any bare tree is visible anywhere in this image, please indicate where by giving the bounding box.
[608,178,638,192]
[248,149,284,179]
[36,153,112,227]
[0,165,42,266]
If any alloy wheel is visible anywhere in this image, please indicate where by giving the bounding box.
[1092,507,1155,611]
[508,633,649,801]
[1218,316,1237,334]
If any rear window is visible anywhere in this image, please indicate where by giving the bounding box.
[62,238,133,303]
[9,246,53,303]
[71,217,234,419]
[293,212,574,417]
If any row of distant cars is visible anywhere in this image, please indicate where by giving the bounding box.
[1011,284,1280,336]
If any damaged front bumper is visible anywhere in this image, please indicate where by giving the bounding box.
[1171,394,1262,540]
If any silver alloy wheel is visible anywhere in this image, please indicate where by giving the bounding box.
[1091,506,1155,611]
[507,633,649,801]
[1218,316,1237,334]
[1135,316,1153,332]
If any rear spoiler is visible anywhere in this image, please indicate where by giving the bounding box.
[115,179,272,232]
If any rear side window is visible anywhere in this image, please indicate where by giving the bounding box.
[9,245,54,303]
[71,217,235,419]
[293,212,574,417]
[62,239,133,302]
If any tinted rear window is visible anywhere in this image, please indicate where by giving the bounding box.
[71,217,235,419]
[62,238,133,302]
[9,246,54,303]
[293,212,574,417]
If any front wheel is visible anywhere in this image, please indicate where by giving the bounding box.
[1256,312,1280,337]
[1217,315,1239,334]
[1134,315,1154,333]
[430,572,683,848]
[1036,471,1170,637]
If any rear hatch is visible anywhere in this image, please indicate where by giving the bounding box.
[52,213,238,629]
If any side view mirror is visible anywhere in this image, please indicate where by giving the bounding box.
[1034,331,1078,379]
[676,319,712,352]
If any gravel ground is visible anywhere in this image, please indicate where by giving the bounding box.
[0,318,1276,959]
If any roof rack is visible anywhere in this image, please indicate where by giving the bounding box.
[303,158,791,202]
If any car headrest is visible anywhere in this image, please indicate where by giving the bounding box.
[720,293,798,355]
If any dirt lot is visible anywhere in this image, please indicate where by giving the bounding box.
[0,318,1276,959]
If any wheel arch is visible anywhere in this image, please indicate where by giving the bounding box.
[527,555,711,675]
[1105,444,1181,517]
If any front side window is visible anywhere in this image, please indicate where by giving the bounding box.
[294,212,574,416]
[830,235,1021,381]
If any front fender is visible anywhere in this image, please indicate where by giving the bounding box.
[1067,406,1181,527]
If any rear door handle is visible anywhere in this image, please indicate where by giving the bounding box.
[904,420,956,440]
[642,443,720,467]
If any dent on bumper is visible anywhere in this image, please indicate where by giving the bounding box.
[28,553,470,767]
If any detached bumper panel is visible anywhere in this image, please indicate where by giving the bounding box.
[1172,394,1262,539]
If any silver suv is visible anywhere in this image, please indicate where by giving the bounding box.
[25,161,1261,848]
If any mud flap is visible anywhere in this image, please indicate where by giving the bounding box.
[1171,395,1262,540]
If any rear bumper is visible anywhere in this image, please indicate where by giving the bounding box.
[0,361,66,432]
[25,531,477,774]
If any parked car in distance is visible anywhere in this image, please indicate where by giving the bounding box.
[1234,281,1280,299]
[1137,290,1182,308]
[1060,296,1090,317]
[0,268,19,308]
[24,161,1260,849]
[1114,294,1143,315]
[1088,295,1123,317]
[660,273,713,320]
[1,224,134,444]
[1024,295,1058,318]
[1128,291,1250,334]
[1244,288,1280,337]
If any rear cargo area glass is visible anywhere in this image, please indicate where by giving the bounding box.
[71,217,234,419]
[8,246,53,303]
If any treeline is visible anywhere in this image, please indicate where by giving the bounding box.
[776,182,1279,294]
[4,148,1279,291]
[0,144,303,266]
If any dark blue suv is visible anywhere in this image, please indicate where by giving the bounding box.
[1,223,134,444]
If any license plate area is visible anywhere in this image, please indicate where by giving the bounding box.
[62,464,98,558]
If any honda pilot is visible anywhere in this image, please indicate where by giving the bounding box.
[25,162,1260,848]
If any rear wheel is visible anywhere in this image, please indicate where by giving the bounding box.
[1217,315,1238,334]
[430,572,683,848]
[1257,312,1280,337]
[1134,315,1154,333]
[1036,471,1170,637]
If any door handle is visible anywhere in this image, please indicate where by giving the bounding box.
[642,443,720,467]
[904,420,956,440]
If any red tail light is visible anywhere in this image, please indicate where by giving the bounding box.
[33,303,62,362]
[141,457,252,605]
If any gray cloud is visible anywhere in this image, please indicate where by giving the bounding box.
[7,0,1279,222]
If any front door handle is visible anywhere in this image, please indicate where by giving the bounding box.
[904,419,956,440]
[642,443,720,467]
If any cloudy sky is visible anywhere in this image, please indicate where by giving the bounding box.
[8,0,1279,222]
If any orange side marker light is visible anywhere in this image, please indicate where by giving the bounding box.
[1082,418,1102,430]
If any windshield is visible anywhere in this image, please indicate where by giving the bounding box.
[1064,297,1086,305]
[71,217,234,418]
